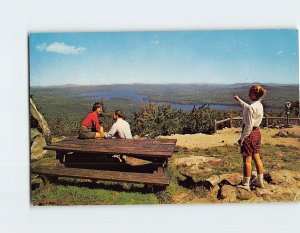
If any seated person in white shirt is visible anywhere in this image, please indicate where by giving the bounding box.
[105,110,133,139]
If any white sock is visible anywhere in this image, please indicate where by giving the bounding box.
[243,176,251,186]
[257,174,264,184]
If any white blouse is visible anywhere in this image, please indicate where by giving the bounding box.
[237,97,264,141]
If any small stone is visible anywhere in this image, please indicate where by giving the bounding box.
[219,185,238,202]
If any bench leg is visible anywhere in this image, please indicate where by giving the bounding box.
[153,159,168,174]
[56,151,65,167]
[147,159,168,191]
[40,175,58,185]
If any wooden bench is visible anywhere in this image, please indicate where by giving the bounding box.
[31,137,177,189]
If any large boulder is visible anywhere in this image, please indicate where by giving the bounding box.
[205,173,242,187]
[30,97,51,144]
[31,129,47,161]
[266,170,300,186]
[219,185,238,202]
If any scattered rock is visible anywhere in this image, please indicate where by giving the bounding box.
[31,135,47,161]
[206,185,220,200]
[266,170,299,186]
[174,155,222,177]
[219,185,238,202]
[236,187,256,201]
[274,130,289,138]
[206,175,221,187]
[174,155,222,167]
[271,164,283,170]
[219,173,243,186]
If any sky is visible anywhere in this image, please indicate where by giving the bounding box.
[29,30,299,86]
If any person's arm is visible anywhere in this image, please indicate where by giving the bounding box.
[234,95,251,109]
[105,123,117,139]
[92,112,101,132]
[240,106,255,142]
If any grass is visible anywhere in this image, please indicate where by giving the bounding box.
[31,144,300,205]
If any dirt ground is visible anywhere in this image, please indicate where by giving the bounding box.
[161,126,300,149]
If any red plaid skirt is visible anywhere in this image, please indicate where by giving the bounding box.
[241,128,261,157]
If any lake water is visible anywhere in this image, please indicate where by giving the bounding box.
[74,90,240,111]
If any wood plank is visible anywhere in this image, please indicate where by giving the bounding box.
[32,166,170,186]
[44,138,177,158]
[45,146,174,157]
[56,138,177,145]
[46,145,175,155]
[57,140,176,149]
[49,141,176,150]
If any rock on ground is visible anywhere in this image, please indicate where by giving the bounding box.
[31,135,47,161]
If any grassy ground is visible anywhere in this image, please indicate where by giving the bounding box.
[31,144,300,205]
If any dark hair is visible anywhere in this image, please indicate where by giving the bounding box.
[249,84,267,101]
[92,102,103,111]
[114,110,123,118]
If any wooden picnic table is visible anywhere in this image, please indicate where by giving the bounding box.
[32,137,177,189]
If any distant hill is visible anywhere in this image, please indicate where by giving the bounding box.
[31,83,299,110]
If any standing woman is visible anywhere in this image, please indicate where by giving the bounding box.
[78,102,105,139]
[233,84,267,190]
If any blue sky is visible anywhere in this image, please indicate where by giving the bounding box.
[29,30,299,86]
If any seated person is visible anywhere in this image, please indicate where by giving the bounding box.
[105,110,133,139]
[78,102,105,139]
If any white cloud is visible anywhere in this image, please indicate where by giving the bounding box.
[276,50,284,56]
[36,43,47,51]
[36,42,86,55]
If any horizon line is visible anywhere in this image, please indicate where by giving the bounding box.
[30,82,299,88]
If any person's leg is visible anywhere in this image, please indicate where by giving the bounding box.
[243,155,252,177]
[96,126,106,138]
[95,132,101,138]
[79,127,96,139]
[238,155,252,190]
[252,153,264,187]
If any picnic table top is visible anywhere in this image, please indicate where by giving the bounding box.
[44,137,177,158]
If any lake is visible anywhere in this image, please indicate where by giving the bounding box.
[74,90,241,111]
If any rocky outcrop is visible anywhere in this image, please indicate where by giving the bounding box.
[179,169,300,203]
[30,97,51,160]
[30,97,51,144]
[31,129,47,161]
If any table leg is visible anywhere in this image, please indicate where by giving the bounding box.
[55,151,65,167]
[154,158,168,174]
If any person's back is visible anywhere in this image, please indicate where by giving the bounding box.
[113,118,132,139]
[105,110,132,139]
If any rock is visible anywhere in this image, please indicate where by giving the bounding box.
[204,173,242,188]
[236,187,256,201]
[274,130,289,138]
[267,170,299,186]
[206,185,220,200]
[31,128,42,141]
[51,136,66,143]
[31,135,47,161]
[271,164,283,170]
[30,97,51,143]
[219,185,238,202]
[275,151,284,158]
[206,175,221,187]
[174,155,222,167]
[219,173,243,186]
